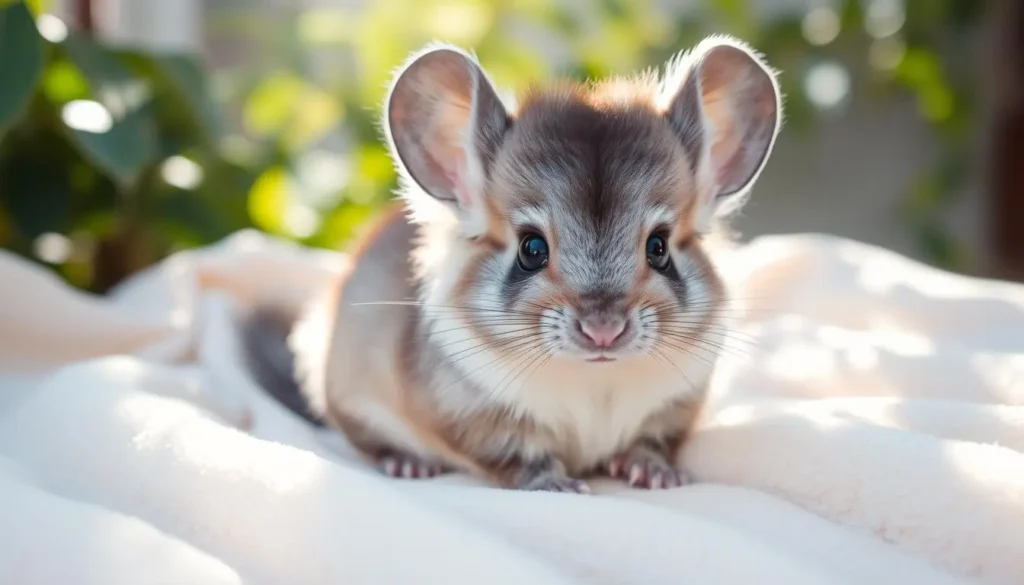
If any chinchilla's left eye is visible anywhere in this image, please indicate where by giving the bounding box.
[646,233,670,271]
[517,234,549,272]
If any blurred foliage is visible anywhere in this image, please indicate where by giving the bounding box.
[0,0,984,291]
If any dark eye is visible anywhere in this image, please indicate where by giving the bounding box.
[646,233,670,271]
[517,234,549,272]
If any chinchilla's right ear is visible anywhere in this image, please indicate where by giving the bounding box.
[384,43,510,237]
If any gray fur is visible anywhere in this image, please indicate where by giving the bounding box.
[239,307,325,427]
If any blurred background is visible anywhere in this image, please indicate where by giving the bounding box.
[0,0,1016,294]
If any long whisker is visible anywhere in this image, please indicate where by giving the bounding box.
[657,324,757,348]
[438,333,556,397]
[655,326,760,347]
[425,320,536,338]
[651,336,724,365]
[645,345,696,394]
[429,326,540,351]
[512,351,554,396]
[438,330,550,369]
[488,343,553,401]
[656,333,754,360]
[433,342,540,391]
[439,325,551,364]
[351,299,542,319]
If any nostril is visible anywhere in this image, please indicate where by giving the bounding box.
[578,316,627,348]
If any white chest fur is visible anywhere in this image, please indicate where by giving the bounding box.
[431,331,712,472]
[509,358,707,469]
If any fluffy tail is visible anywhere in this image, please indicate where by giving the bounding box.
[239,307,325,427]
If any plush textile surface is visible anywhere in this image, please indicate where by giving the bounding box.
[1,229,1021,585]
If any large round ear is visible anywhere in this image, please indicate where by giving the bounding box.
[660,36,782,221]
[384,43,510,233]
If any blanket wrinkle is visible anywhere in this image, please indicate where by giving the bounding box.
[0,228,1021,585]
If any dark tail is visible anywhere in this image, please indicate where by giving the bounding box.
[239,306,325,427]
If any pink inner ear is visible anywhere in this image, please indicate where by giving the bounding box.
[421,126,475,207]
[450,156,475,209]
[703,92,741,190]
[712,133,745,193]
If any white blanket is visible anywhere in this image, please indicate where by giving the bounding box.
[0,228,1021,585]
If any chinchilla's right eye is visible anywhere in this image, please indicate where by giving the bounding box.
[517,234,549,272]
[646,233,670,271]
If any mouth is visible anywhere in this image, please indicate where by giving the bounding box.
[585,355,617,363]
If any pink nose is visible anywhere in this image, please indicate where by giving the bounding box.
[578,316,626,348]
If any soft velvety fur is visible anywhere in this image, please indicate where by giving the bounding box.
[284,35,782,491]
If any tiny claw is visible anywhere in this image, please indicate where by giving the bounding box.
[602,446,689,490]
[378,454,449,480]
[628,464,645,486]
[650,470,665,489]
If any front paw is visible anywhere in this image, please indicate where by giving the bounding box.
[603,449,689,490]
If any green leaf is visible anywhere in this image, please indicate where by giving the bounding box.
[59,33,136,85]
[25,0,52,14]
[247,165,292,235]
[41,58,90,103]
[243,72,341,152]
[154,55,225,144]
[66,101,159,186]
[197,159,256,228]
[115,51,226,147]
[244,72,305,137]
[0,2,44,137]
[157,192,227,245]
[56,34,159,184]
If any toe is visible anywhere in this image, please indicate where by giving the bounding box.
[627,463,647,487]
[570,479,592,494]
[381,457,400,477]
[379,455,447,480]
[606,456,625,478]
[649,469,665,489]
[662,467,682,488]
[614,457,687,489]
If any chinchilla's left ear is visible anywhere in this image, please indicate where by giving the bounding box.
[659,35,782,225]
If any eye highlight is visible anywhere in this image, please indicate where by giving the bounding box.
[517,234,549,272]
[646,233,670,271]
